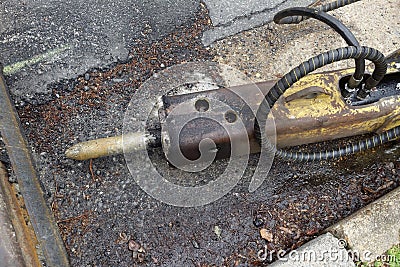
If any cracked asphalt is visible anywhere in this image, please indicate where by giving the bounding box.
[0,0,199,104]
[0,0,315,104]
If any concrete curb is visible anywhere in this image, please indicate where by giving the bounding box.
[327,185,400,262]
[269,233,355,267]
[268,186,400,266]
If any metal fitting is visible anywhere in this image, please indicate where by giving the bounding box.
[356,85,370,100]
[364,76,380,90]
[347,75,363,89]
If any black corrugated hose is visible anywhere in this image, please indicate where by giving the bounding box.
[274,6,365,91]
[253,2,400,161]
[254,45,399,161]
[276,0,362,25]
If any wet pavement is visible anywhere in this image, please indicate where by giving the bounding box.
[0,0,199,104]
[0,0,399,266]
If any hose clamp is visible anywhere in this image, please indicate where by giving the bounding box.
[347,75,363,88]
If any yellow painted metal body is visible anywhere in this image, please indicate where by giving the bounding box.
[65,50,400,160]
[272,55,400,148]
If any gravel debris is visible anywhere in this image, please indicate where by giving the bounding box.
[5,1,399,266]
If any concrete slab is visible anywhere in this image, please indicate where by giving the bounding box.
[269,233,355,267]
[213,0,400,82]
[202,0,314,46]
[327,186,400,262]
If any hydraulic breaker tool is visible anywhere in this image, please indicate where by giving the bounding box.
[66,3,400,163]
[65,59,400,161]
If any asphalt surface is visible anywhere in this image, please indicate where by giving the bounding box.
[0,0,199,104]
[1,0,399,266]
[0,0,316,104]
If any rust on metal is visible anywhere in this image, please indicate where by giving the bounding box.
[65,132,152,161]
[0,64,70,266]
[161,67,400,159]
[64,50,400,162]
[0,162,42,266]
[161,86,262,160]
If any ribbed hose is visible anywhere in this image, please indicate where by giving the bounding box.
[274,7,365,88]
[254,46,394,161]
[276,126,400,162]
[277,0,362,24]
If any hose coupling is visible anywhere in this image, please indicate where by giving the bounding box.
[347,75,363,89]
[364,76,380,90]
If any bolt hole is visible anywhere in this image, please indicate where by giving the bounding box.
[224,110,237,123]
[195,98,210,112]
